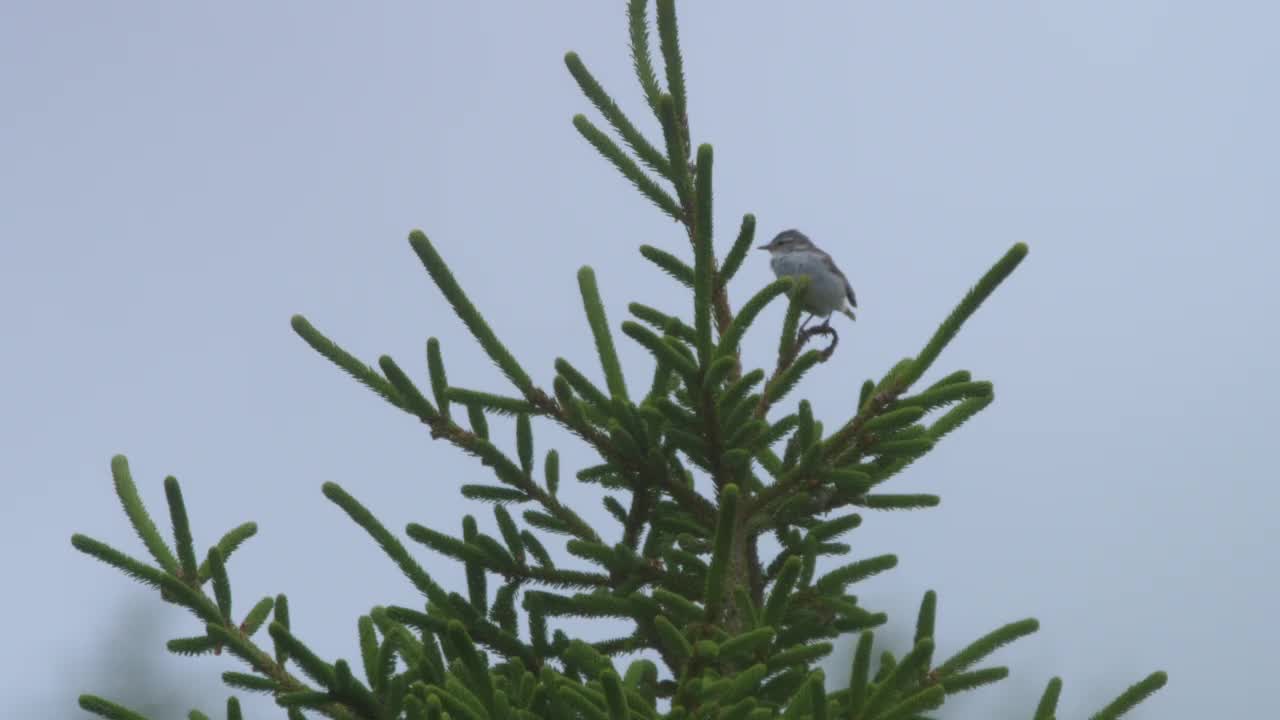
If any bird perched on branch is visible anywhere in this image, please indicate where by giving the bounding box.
[759,229,857,329]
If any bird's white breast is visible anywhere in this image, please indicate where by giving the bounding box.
[769,250,848,315]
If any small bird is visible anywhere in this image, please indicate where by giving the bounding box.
[759,229,857,328]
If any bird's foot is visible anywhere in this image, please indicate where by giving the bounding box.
[796,322,839,360]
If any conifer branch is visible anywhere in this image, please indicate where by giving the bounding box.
[73,6,1168,719]
[900,242,1029,390]
[110,455,180,576]
[445,387,539,417]
[692,144,715,366]
[207,547,232,622]
[290,315,404,410]
[321,482,452,609]
[898,379,992,412]
[703,484,739,622]
[938,666,1009,694]
[658,95,692,207]
[242,596,275,636]
[409,232,538,398]
[655,0,689,143]
[1089,671,1168,720]
[877,685,946,720]
[935,618,1040,677]
[578,267,630,401]
[776,279,808,365]
[564,51,671,177]
[628,302,696,344]
[554,357,613,412]
[859,639,935,719]
[426,336,451,420]
[719,214,756,287]
[622,320,698,386]
[846,631,875,716]
[928,394,993,441]
[626,0,663,115]
[717,277,793,358]
[71,534,223,625]
[573,115,684,221]
[379,354,438,421]
[167,634,217,656]
[78,696,151,720]
[163,476,198,580]
[197,522,257,583]
[639,244,695,287]
[1033,677,1063,720]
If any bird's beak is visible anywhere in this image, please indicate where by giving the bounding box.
[756,245,769,251]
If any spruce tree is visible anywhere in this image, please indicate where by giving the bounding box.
[73,3,1166,718]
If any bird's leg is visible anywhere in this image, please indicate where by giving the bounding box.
[792,314,838,360]
[798,314,813,332]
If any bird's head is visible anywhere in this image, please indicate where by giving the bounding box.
[758,229,813,254]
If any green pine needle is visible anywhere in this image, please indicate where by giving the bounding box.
[321,482,450,608]
[162,476,198,579]
[928,394,993,441]
[573,115,683,221]
[658,94,692,204]
[222,671,280,694]
[718,278,793,358]
[1088,671,1168,720]
[939,666,1009,694]
[564,51,671,177]
[764,350,824,407]
[290,315,403,409]
[78,695,150,720]
[814,554,898,593]
[110,455,180,575]
[776,279,809,362]
[166,635,218,656]
[426,337,452,419]
[442,388,537,419]
[720,214,757,286]
[622,321,698,386]
[861,494,941,511]
[915,590,937,647]
[578,267,630,400]
[639,244,695,287]
[460,484,529,504]
[196,522,257,583]
[936,618,1040,676]
[268,621,336,690]
[1034,677,1063,720]
[554,357,612,411]
[626,0,663,114]
[703,484,739,620]
[379,355,438,421]
[846,631,875,716]
[71,533,223,625]
[408,231,538,398]
[628,302,696,344]
[877,685,946,720]
[655,0,689,135]
[692,143,714,365]
[901,243,1029,390]
[206,547,232,622]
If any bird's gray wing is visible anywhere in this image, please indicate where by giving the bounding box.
[820,251,857,308]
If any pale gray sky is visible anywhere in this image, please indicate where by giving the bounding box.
[3,2,1276,718]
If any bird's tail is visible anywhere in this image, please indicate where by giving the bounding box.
[840,305,857,321]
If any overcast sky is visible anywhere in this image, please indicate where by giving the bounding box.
[3,2,1276,718]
